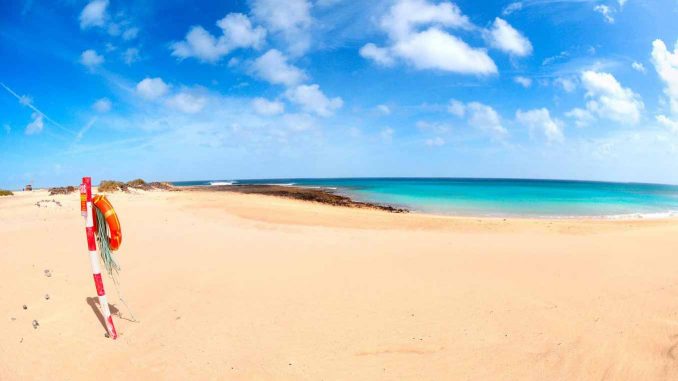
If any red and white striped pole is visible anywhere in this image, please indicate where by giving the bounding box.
[81,177,118,339]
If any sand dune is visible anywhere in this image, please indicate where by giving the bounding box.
[2,189,678,380]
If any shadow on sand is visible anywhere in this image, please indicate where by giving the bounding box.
[85,297,120,332]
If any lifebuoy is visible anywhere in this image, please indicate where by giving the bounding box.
[92,195,122,251]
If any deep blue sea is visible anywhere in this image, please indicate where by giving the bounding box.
[172,178,678,218]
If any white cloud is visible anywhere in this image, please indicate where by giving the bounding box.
[171,26,229,63]
[466,102,507,138]
[484,18,532,57]
[554,77,576,92]
[165,92,208,114]
[93,98,112,113]
[251,49,307,86]
[515,108,564,143]
[361,0,496,75]
[447,99,466,117]
[425,137,445,146]
[285,84,343,116]
[251,0,311,55]
[514,76,532,88]
[123,47,140,65]
[502,2,523,16]
[80,49,104,67]
[631,61,646,73]
[651,39,678,114]
[656,115,678,133]
[580,70,644,124]
[359,43,395,67]
[376,104,391,115]
[171,13,265,63]
[25,112,43,135]
[392,28,497,74]
[217,13,267,50]
[79,0,108,29]
[566,107,595,128]
[594,5,614,23]
[136,77,170,100]
[380,0,472,40]
[252,97,285,115]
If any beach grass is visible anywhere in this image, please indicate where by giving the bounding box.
[0,189,14,196]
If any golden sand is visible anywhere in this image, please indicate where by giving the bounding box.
[2,189,678,380]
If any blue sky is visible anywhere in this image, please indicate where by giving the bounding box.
[1,0,678,189]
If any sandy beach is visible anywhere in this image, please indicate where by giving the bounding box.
[2,188,678,380]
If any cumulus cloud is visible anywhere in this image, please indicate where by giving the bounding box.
[252,97,285,115]
[631,61,646,73]
[594,5,614,23]
[251,0,311,55]
[92,98,112,113]
[80,49,104,67]
[515,108,564,143]
[165,92,208,113]
[25,112,43,135]
[359,43,395,67]
[79,0,108,29]
[484,18,532,57]
[466,102,507,138]
[136,77,170,100]
[651,39,678,133]
[447,99,466,117]
[285,84,343,116]
[514,76,532,88]
[392,28,497,74]
[251,49,307,86]
[448,99,506,138]
[651,39,678,114]
[380,0,472,39]
[360,0,496,75]
[554,77,576,92]
[171,13,266,63]
[580,70,644,124]
[656,115,678,133]
[565,107,595,128]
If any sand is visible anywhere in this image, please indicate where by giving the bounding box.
[2,188,678,380]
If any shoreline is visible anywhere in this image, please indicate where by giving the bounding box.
[176,184,678,222]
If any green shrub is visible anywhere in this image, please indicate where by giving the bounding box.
[98,180,128,192]
[126,178,147,187]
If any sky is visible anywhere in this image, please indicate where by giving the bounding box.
[1,0,678,189]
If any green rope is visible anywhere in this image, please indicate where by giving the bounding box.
[93,205,138,323]
[94,206,120,277]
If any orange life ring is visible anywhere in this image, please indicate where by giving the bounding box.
[92,195,122,251]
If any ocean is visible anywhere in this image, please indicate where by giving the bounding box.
[172,178,678,218]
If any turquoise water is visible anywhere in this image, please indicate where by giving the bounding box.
[172,178,678,218]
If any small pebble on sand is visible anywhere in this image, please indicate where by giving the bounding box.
[22,305,27,310]
[32,320,39,329]
[44,294,50,300]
